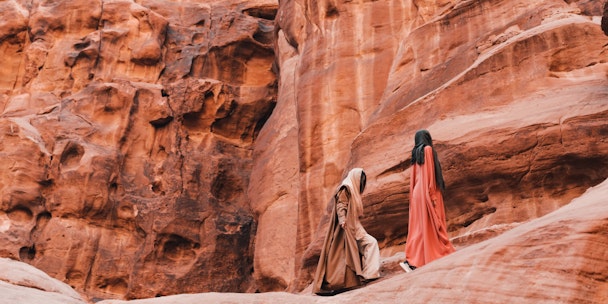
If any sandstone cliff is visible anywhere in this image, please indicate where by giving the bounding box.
[259,0,608,292]
[0,0,607,302]
[1,0,277,300]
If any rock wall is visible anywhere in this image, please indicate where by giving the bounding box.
[253,0,608,292]
[0,0,278,300]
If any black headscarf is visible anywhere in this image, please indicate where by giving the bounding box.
[411,130,445,192]
[359,171,366,194]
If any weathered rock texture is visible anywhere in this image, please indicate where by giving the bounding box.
[253,0,608,293]
[0,0,607,302]
[4,178,608,303]
[0,0,277,300]
[100,178,608,303]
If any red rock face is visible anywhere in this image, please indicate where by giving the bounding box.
[254,0,608,293]
[0,0,277,300]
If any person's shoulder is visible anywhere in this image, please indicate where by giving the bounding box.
[421,146,435,162]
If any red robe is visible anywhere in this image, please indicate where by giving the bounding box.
[405,146,455,267]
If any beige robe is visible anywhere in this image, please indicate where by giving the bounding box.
[313,168,380,294]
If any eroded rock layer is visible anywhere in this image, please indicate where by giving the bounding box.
[0,0,277,300]
[254,0,608,292]
[3,177,608,303]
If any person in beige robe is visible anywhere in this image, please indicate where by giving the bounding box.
[313,168,380,295]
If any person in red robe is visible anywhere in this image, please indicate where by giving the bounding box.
[400,130,455,272]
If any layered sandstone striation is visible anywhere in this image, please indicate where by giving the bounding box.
[258,0,608,292]
[0,0,277,300]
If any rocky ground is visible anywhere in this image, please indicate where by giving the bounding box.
[3,178,608,303]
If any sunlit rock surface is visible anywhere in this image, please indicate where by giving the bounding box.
[0,258,86,303]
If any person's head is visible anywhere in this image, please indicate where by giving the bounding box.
[412,129,433,165]
[346,168,366,194]
[414,129,433,147]
[411,129,446,191]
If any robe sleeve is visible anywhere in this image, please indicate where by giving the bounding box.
[409,159,416,204]
[424,146,439,205]
[336,187,349,226]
